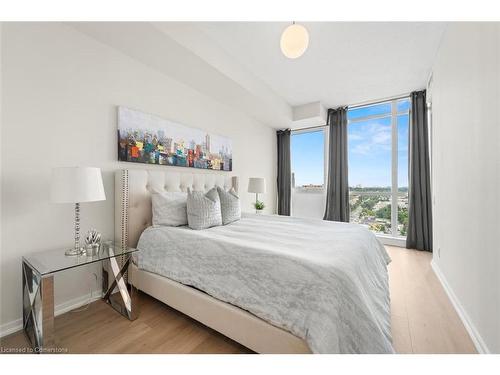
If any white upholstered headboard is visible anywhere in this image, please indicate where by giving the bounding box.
[115,169,239,248]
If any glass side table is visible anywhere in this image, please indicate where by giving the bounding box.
[22,241,139,353]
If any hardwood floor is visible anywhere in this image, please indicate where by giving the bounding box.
[386,246,476,354]
[0,246,476,354]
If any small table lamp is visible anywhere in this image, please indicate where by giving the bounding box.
[50,167,106,256]
[248,177,266,212]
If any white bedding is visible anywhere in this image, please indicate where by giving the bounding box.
[137,213,393,353]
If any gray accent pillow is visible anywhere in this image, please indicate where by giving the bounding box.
[186,187,222,230]
[151,192,188,227]
[217,186,241,225]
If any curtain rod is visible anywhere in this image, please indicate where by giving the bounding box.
[291,91,416,133]
[291,124,327,132]
[347,92,412,109]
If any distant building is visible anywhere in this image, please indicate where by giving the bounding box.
[188,149,194,167]
[164,138,173,154]
[205,134,211,153]
[223,155,231,171]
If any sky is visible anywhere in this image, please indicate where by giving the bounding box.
[291,100,410,188]
[291,130,325,186]
[118,106,232,155]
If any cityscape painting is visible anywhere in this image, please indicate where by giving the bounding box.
[117,107,232,171]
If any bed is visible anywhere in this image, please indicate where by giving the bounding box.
[115,169,393,354]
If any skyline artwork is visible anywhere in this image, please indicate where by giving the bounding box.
[117,106,232,171]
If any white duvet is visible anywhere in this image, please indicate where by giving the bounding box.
[137,213,393,353]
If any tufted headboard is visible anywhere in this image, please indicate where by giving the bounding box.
[115,169,239,248]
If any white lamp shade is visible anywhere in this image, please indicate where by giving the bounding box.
[280,23,309,59]
[248,178,266,194]
[50,167,106,203]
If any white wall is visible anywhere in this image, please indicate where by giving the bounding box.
[291,190,326,219]
[0,23,277,333]
[430,23,500,353]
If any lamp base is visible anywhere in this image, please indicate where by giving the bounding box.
[65,202,84,256]
[65,248,84,256]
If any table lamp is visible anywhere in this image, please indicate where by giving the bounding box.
[50,167,106,256]
[247,177,266,212]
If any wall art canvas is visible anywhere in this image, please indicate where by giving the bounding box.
[118,106,232,171]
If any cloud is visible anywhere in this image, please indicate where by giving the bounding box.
[372,131,391,144]
[349,121,392,155]
[348,133,363,141]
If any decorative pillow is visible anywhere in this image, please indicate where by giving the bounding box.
[186,187,222,230]
[217,186,241,225]
[151,192,188,227]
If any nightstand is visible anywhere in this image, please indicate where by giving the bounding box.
[21,242,139,353]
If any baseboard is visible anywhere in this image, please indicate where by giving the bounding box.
[430,260,490,354]
[0,292,102,339]
[377,235,406,247]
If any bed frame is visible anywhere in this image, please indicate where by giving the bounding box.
[115,169,311,353]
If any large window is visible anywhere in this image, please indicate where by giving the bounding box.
[289,97,410,238]
[291,129,325,189]
[348,98,409,237]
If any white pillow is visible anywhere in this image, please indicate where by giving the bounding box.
[186,187,222,230]
[217,187,241,225]
[151,192,188,227]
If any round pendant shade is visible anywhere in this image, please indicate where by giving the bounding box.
[280,23,309,59]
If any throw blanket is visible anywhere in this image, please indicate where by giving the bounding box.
[137,213,393,353]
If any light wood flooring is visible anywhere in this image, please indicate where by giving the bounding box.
[0,246,476,354]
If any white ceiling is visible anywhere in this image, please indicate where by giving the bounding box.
[190,22,446,108]
[73,22,446,129]
[71,22,292,128]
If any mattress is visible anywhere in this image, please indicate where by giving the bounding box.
[136,213,393,353]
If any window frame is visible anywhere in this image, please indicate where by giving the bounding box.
[347,97,410,239]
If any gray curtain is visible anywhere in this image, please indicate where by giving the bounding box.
[324,107,350,222]
[407,90,433,251]
[277,129,291,216]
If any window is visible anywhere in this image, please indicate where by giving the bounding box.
[290,128,326,219]
[348,98,410,237]
[291,129,325,190]
[288,97,410,236]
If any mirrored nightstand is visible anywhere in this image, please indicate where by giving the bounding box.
[22,242,139,353]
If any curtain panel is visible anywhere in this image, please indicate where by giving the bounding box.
[323,107,350,222]
[407,90,433,251]
[276,129,291,216]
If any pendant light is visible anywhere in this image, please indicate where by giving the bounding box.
[280,22,309,59]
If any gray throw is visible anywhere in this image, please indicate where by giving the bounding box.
[137,213,393,353]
